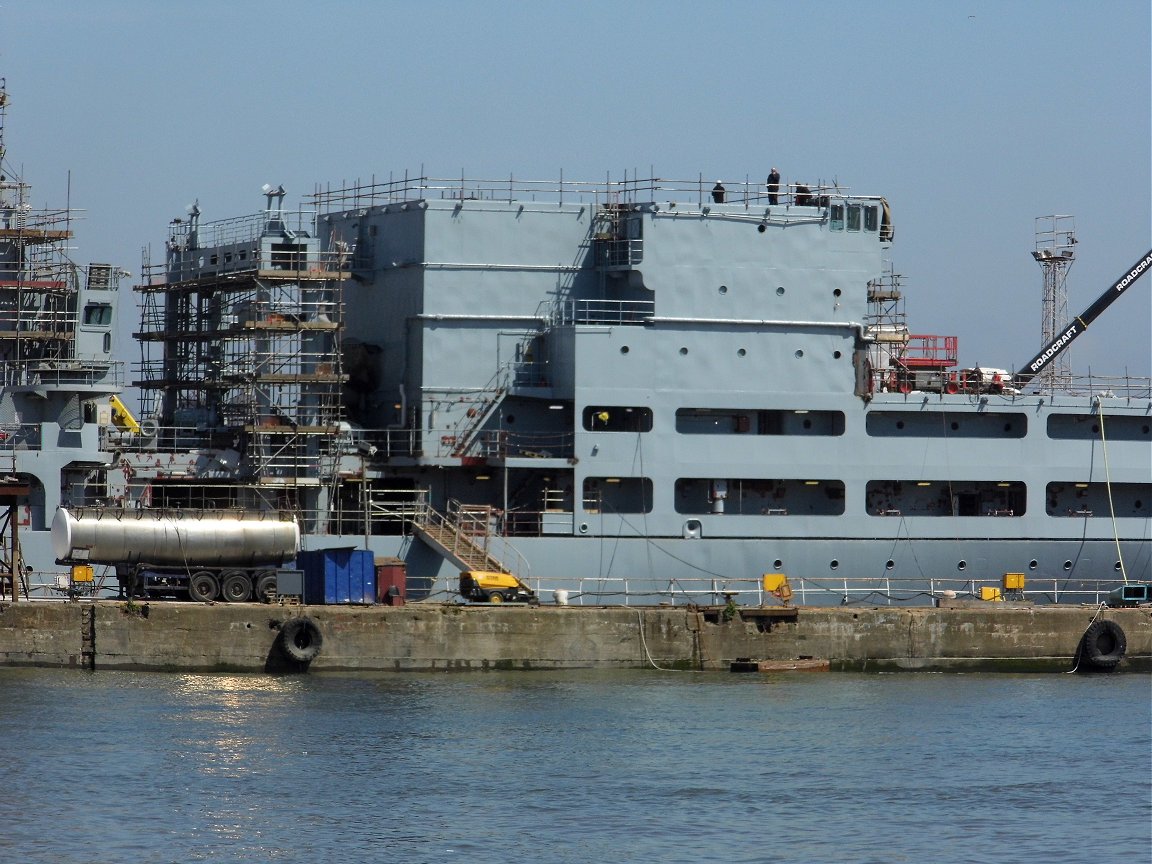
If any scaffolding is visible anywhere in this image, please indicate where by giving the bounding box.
[0,78,85,382]
[134,197,349,485]
[865,265,909,389]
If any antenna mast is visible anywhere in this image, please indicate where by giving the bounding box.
[1031,215,1076,391]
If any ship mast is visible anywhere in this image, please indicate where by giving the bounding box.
[1031,215,1075,392]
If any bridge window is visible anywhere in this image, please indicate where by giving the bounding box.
[864,205,878,232]
[82,303,113,326]
[847,205,861,231]
[830,204,844,231]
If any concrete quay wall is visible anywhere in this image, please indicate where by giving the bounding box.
[0,601,1149,673]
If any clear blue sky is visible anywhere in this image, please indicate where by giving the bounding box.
[4,0,1150,378]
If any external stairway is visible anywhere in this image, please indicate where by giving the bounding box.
[410,498,527,578]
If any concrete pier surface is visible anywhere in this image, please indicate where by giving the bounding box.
[0,601,1147,674]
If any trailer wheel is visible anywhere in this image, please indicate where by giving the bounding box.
[254,571,278,603]
[486,591,504,603]
[220,570,253,603]
[188,571,220,602]
[279,616,323,663]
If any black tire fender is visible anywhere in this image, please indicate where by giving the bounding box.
[279,616,323,663]
[1080,619,1126,669]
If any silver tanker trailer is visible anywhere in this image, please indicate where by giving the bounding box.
[52,507,300,602]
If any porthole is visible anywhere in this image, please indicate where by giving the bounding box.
[950,422,959,431]
[833,350,842,359]
[802,419,812,429]
[757,223,767,234]
[833,288,842,297]
[830,559,839,570]
[1091,425,1099,434]
[885,560,895,570]
[679,347,688,355]
[719,285,728,294]
[737,348,747,357]
[1029,559,1038,570]
[579,523,589,534]
[773,559,783,569]
[1003,423,1012,432]
[957,560,967,571]
[896,420,905,430]
[795,349,804,359]
[620,346,629,354]
[505,414,516,424]
[1063,560,1073,571]
[776,286,785,296]
[1114,561,1123,571]
[1135,500,1143,509]
[1143,425,1150,434]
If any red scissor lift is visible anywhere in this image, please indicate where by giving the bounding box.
[887,334,959,393]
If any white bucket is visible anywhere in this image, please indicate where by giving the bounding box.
[553,589,569,606]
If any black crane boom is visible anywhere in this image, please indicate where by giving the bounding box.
[1015,248,1152,387]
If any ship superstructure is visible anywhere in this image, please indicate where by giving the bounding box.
[100,172,1150,605]
[0,79,123,597]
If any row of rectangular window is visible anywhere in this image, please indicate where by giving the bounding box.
[580,477,1148,518]
[581,406,1152,441]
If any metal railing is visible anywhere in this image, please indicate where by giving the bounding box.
[870,368,1152,399]
[410,494,531,580]
[553,299,655,326]
[477,429,574,460]
[309,173,867,213]
[0,360,121,389]
[431,573,1143,608]
[165,209,320,252]
[0,424,41,451]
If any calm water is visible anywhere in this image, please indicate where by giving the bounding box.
[0,668,1147,864]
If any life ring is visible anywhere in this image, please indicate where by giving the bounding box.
[279,616,323,663]
[1079,619,1126,670]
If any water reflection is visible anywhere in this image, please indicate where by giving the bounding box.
[0,669,1146,863]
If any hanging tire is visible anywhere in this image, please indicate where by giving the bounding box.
[188,571,220,602]
[280,616,323,663]
[220,571,253,603]
[1080,619,1126,670]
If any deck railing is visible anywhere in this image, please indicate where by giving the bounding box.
[309,174,867,213]
[423,572,1141,609]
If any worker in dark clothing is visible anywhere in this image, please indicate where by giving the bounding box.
[795,184,811,207]
[711,181,725,203]
[767,168,780,205]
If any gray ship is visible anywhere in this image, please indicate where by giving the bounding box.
[0,79,126,600]
[5,89,1149,605]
